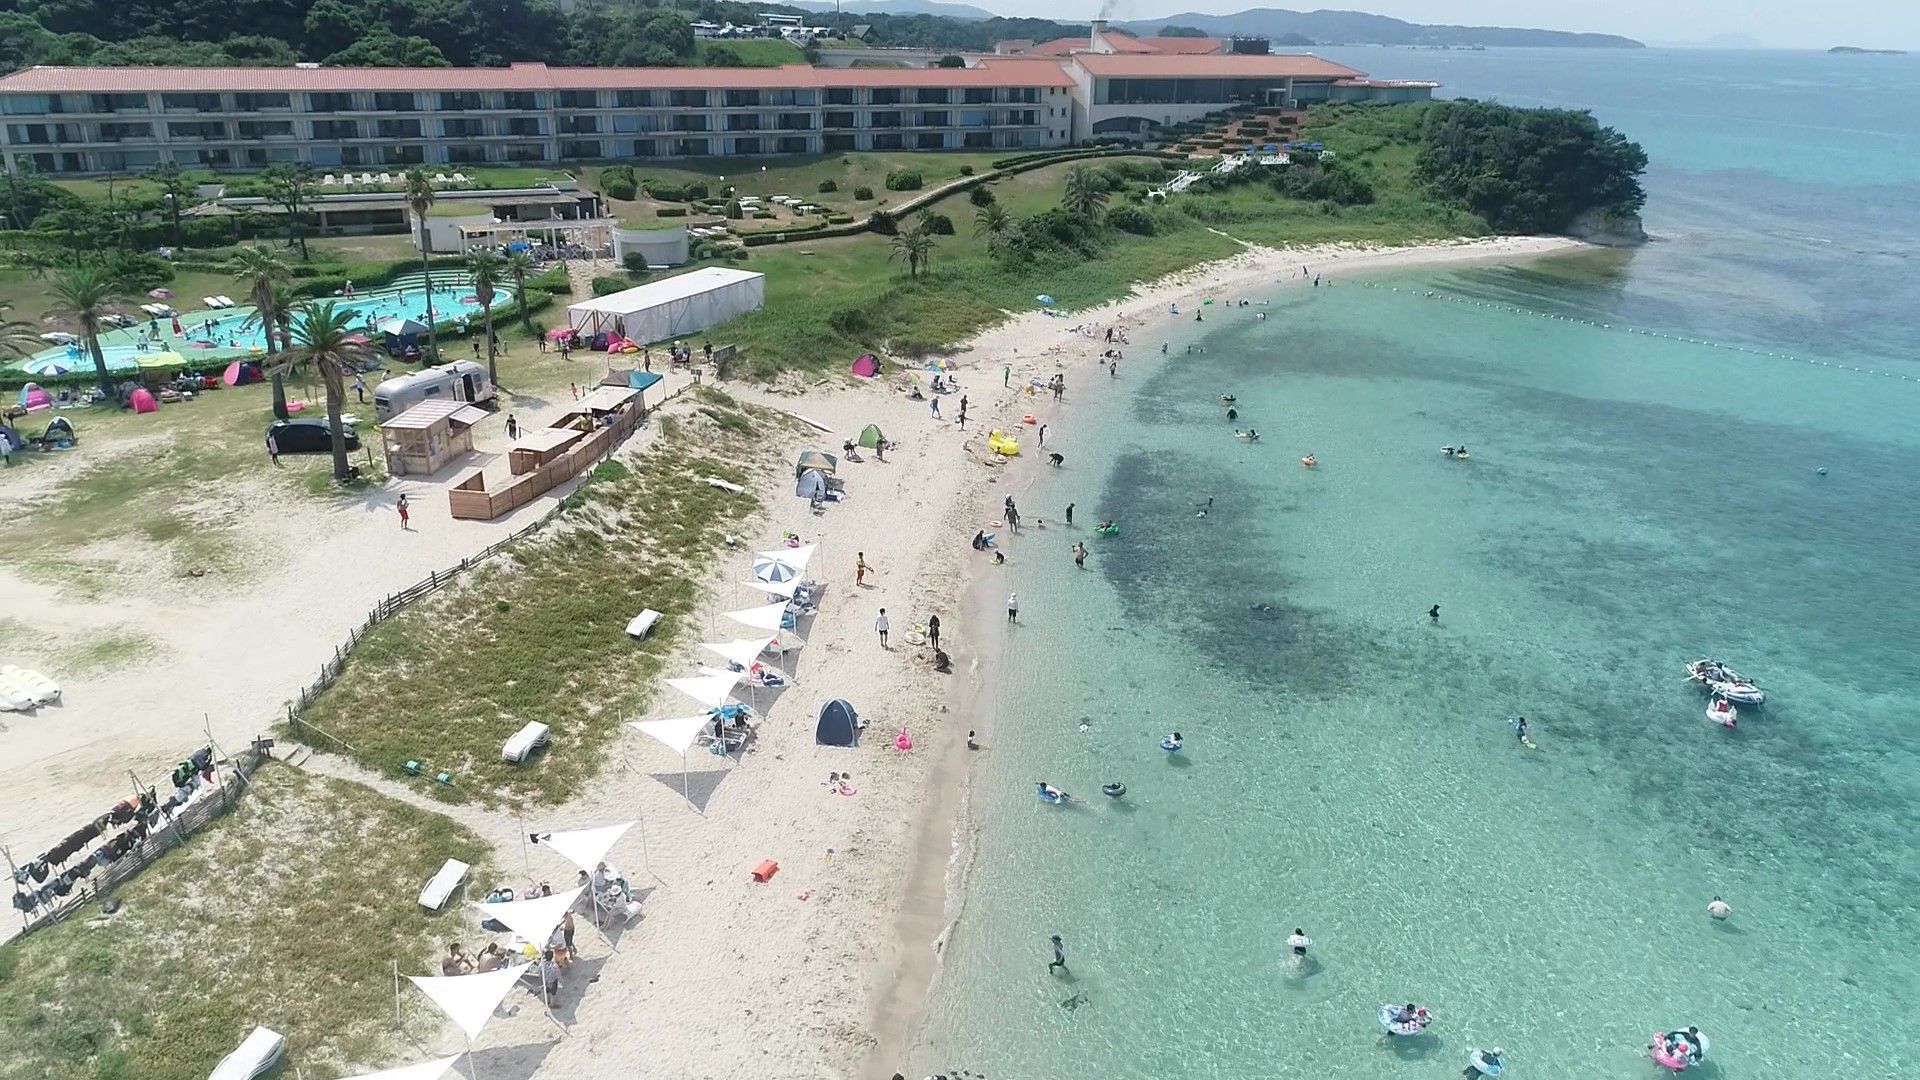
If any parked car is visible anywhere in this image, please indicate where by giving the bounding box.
[267,418,360,454]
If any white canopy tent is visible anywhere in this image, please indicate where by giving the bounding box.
[407,965,529,1080]
[741,577,801,600]
[337,1055,463,1080]
[664,671,744,710]
[700,637,778,670]
[471,887,582,945]
[533,821,642,933]
[565,266,765,344]
[630,714,715,810]
[725,600,792,630]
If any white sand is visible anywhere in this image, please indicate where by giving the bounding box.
[0,236,1584,1071]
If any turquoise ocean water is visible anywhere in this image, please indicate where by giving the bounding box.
[911,49,1920,1079]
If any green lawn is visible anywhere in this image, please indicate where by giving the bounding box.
[0,764,492,1080]
[695,38,807,66]
[583,151,1004,221]
[290,391,790,805]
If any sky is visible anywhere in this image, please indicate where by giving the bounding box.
[952,1,1920,50]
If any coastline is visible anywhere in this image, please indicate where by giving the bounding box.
[856,233,1586,1077]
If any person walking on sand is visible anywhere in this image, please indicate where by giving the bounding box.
[875,608,891,648]
[396,494,411,530]
[957,395,968,427]
[926,613,941,651]
[352,374,366,403]
[265,431,281,467]
[1039,424,1047,447]
[1048,934,1067,974]
[506,414,519,440]
[1003,365,1011,387]
[856,551,870,585]
[1007,592,1020,624]
[930,395,940,419]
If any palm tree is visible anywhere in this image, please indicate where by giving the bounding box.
[973,202,1012,252]
[403,167,439,361]
[228,244,291,357]
[0,302,37,358]
[46,265,125,398]
[465,249,504,386]
[503,249,538,333]
[273,300,371,482]
[1062,165,1109,223]
[889,216,937,279]
[243,280,300,418]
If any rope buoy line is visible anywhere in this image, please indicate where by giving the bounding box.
[1349,280,1918,383]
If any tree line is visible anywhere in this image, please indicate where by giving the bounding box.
[0,0,1095,72]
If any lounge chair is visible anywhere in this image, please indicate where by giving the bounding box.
[208,1027,284,1080]
[377,172,393,184]
[625,609,662,639]
[433,173,451,184]
[503,721,550,764]
[418,858,471,910]
[321,174,336,185]
[360,172,375,185]
[452,172,470,183]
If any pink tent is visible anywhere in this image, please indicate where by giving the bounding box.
[18,382,53,412]
[129,387,157,414]
[222,360,263,386]
[849,354,878,378]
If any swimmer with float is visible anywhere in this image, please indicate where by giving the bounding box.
[1035,781,1071,805]
[1161,731,1184,753]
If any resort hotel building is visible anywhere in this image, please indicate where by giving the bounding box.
[0,24,1432,176]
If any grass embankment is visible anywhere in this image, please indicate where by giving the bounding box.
[52,167,564,204]
[588,150,1003,225]
[291,389,791,805]
[694,38,806,66]
[0,764,491,1080]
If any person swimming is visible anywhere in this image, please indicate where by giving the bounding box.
[1287,928,1312,958]
[1227,407,1238,421]
[1707,896,1732,919]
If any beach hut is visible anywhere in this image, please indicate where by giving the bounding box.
[815,699,859,748]
[127,387,158,414]
[849,353,878,379]
[379,398,488,476]
[857,423,885,450]
[17,383,53,413]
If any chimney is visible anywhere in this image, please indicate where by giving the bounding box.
[1089,19,1114,54]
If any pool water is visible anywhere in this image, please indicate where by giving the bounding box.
[18,274,512,375]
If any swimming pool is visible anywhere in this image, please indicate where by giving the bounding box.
[14,276,514,376]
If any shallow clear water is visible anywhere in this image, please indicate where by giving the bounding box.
[914,48,1920,1080]
[19,274,508,373]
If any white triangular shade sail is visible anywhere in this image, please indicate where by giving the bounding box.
[741,577,801,599]
[756,543,816,570]
[407,964,529,1040]
[471,886,582,944]
[750,556,798,584]
[336,1055,463,1080]
[700,637,775,669]
[630,715,711,755]
[666,671,742,709]
[542,822,635,873]
[726,601,792,630]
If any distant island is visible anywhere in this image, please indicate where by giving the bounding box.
[1828,46,1908,55]
[1123,8,1644,49]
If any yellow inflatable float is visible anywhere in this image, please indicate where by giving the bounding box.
[987,430,1021,457]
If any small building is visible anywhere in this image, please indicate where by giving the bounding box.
[379,398,489,476]
[566,267,766,346]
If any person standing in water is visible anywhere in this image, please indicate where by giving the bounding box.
[1007,592,1020,623]
[1428,604,1441,621]
[1708,896,1733,920]
[1065,502,1074,526]
[1286,928,1313,965]
[1047,934,1067,974]
[1073,542,1088,568]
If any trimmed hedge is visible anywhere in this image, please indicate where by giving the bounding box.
[655,207,687,218]
[883,168,923,191]
[591,275,630,296]
[852,185,874,200]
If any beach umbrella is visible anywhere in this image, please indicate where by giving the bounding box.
[756,543,816,572]
[751,555,799,584]
[629,715,712,809]
[665,670,743,710]
[1035,294,1056,306]
[20,357,74,376]
[407,964,529,1077]
[741,577,800,600]
[700,637,777,670]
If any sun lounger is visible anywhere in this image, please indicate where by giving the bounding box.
[433,173,451,184]
[452,172,470,183]
[208,1026,284,1080]
[418,858,471,910]
[359,173,374,185]
[625,609,662,639]
[0,666,60,706]
[321,174,336,185]
[216,296,235,307]
[503,721,550,764]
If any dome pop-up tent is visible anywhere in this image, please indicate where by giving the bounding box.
[17,382,53,413]
[796,468,828,500]
[849,353,878,378]
[127,387,158,414]
[221,360,263,386]
[815,698,859,748]
[857,424,884,449]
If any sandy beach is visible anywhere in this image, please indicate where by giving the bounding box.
[0,234,1582,1074]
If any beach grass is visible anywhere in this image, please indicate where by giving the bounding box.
[0,763,491,1080]
[287,389,789,805]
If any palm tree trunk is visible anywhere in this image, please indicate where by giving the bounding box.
[86,330,112,399]
[271,373,290,421]
[419,253,438,361]
[515,273,532,332]
[324,370,350,481]
[483,303,497,386]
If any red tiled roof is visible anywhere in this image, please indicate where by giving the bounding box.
[0,61,1075,95]
[1141,37,1227,55]
[1029,31,1222,57]
[1070,53,1363,80]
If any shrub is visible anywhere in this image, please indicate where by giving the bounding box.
[959,165,974,176]
[969,185,996,207]
[921,212,955,235]
[817,178,838,193]
[868,209,897,235]
[725,200,744,220]
[752,210,775,219]
[883,169,923,192]
[685,181,710,200]
[852,185,874,200]
[1104,204,1155,235]
[622,251,648,273]
[591,275,630,296]
[644,181,686,201]
[655,206,687,217]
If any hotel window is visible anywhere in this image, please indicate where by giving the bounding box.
[504,142,548,162]
[869,133,903,150]
[917,111,949,127]
[823,112,856,129]
[963,131,992,148]
[823,133,856,151]
[869,89,902,106]
[161,93,223,112]
[775,113,811,131]
[562,139,604,159]
[959,110,989,128]
[916,132,945,150]
[441,119,486,138]
[825,88,855,106]
[504,118,546,137]
[629,138,657,157]
[312,119,360,139]
[776,136,807,154]
[732,136,762,155]
[500,92,543,111]
[446,144,488,163]
[3,95,53,116]
[616,90,653,108]
[915,88,949,105]
[308,93,355,113]
[670,115,709,133]
[89,93,150,113]
[439,93,486,111]
[869,111,901,129]
[724,90,762,108]
[166,121,229,140]
[725,114,762,132]
[671,136,709,156]
[557,90,600,109]
[613,115,656,134]
[234,93,291,111]
[377,119,423,139]
[385,145,426,165]
[237,120,294,139]
[668,90,708,109]
[99,122,154,142]
[560,115,601,134]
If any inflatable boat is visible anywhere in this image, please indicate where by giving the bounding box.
[1686,659,1765,705]
[1650,1030,1708,1072]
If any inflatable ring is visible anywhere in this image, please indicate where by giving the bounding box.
[837,782,857,796]
[990,520,1003,528]
[1101,783,1127,798]
[1160,738,1182,752]
[1021,414,1036,425]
